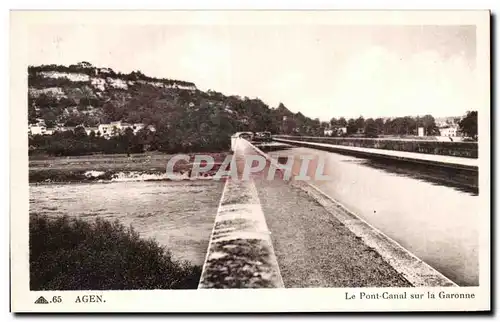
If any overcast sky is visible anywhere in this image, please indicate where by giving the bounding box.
[28,24,476,121]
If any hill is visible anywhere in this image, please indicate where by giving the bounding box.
[28,62,322,155]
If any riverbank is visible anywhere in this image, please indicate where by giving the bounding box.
[30,180,224,267]
[30,214,201,290]
[29,152,228,183]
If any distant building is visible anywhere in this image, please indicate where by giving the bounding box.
[121,122,133,132]
[109,121,123,129]
[337,127,347,135]
[439,125,459,137]
[57,126,76,133]
[324,127,347,136]
[98,67,112,74]
[418,127,425,137]
[29,119,155,138]
[44,128,55,135]
[29,125,46,135]
[77,61,93,68]
[130,123,155,134]
[85,127,99,136]
[98,123,114,137]
[132,123,145,134]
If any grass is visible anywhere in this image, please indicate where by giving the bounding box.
[29,214,202,290]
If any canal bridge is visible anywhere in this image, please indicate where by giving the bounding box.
[198,133,479,288]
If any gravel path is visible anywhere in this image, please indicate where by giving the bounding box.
[254,178,412,288]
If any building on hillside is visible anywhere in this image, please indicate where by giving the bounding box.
[98,123,114,138]
[34,118,46,126]
[29,125,47,135]
[44,128,55,135]
[78,61,93,68]
[85,127,99,136]
[132,123,145,133]
[120,123,133,133]
[109,121,123,129]
[53,125,75,133]
[29,119,156,139]
[98,67,112,74]
[324,129,333,136]
[58,126,76,133]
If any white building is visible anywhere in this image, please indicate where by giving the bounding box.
[29,125,46,135]
[98,123,115,137]
[324,126,347,137]
[30,119,156,138]
[337,127,347,135]
[85,127,99,135]
[131,123,145,134]
[439,125,459,137]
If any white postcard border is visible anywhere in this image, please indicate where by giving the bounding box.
[10,9,491,312]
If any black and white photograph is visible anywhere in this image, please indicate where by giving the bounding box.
[10,9,490,312]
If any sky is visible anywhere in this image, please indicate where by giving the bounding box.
[28,24,477,121]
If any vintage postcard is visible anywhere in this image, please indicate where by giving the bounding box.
[10,10,490,312]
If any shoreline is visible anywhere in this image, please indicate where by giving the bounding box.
[29,152,229,183]
[29,169,223,184]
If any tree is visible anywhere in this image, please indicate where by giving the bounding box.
[111,126,120,137]
[338,117,347,127]
[346,118,357,135]
[74,125,87,138]
[63,113,85,127]
[459,111,478,139]
[401,116,416,135]
[421,114,439,136]
[28,104,38,124]
[41,111,57,128]
[282,116,297,135]
[29,63,340,155]
[320,121,330,136]
[364,118,378,137]
[354,116,365,132]
[374,118,385,135]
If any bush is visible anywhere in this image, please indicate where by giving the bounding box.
[29,215,201,290]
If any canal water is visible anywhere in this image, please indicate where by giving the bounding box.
[268,147,479,286]
[30,180,224,266]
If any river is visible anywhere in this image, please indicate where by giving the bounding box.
[30,180,224,266]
